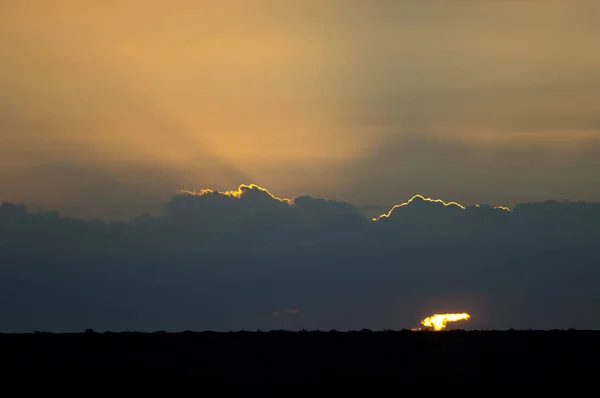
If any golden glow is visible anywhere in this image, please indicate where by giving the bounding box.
[177,184,294,205]
[494,205,512,212]
[418,313,471,331]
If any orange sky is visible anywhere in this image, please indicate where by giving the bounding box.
[1,0,599,219]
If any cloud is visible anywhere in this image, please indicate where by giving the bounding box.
[1,185,600,332]
[163,184,363,228]
[178,184,294,204]
[272,309,301,317]
[374,194,467,221]
[163,184,291,222]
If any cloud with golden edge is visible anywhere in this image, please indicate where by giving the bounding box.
[373,194,513,221]
[373,194,466,221]
[176,184,294,205]
[416,313,471,331]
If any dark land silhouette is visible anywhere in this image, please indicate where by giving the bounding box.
[1,330,598,390]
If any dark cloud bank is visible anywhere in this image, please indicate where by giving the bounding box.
[1,184,599,332]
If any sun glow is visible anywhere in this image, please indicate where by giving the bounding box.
[415,313,471,331]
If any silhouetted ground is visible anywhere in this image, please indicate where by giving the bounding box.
[1,330,597,391]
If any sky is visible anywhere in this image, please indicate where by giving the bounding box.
[2,0,600,220]
[1,1,600,332]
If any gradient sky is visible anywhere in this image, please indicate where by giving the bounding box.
[2,0,600,220]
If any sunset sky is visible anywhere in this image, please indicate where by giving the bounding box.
[2,0,599,220]
[2,1,600,333]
